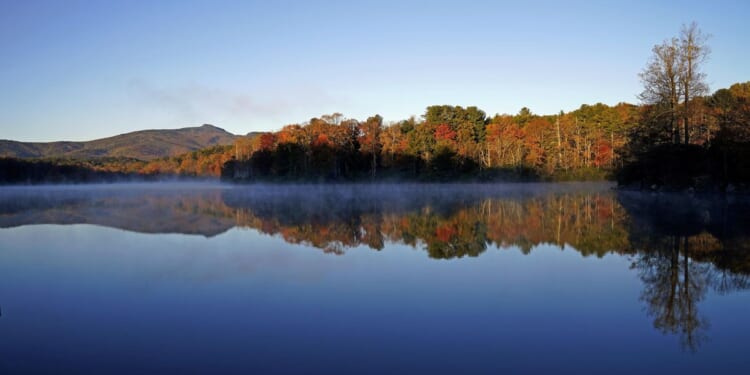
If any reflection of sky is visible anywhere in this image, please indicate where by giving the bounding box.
[0,224,747,374]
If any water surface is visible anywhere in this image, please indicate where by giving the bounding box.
[0,183,748,374]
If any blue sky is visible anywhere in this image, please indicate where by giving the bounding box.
[1,0,749,141]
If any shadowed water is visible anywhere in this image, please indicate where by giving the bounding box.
[0,182,749,374]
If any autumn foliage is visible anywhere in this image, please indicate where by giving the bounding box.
[221,103,640,182]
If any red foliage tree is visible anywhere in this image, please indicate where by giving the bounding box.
[434,123,457,142]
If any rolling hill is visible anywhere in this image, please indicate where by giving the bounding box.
[0,124,239,161]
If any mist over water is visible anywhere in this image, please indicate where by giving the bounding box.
[0,182,612,238]
[1,182,749,374]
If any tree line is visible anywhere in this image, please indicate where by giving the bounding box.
[221,103,639,182]
[0,145,233,184]
[220,75,747,185]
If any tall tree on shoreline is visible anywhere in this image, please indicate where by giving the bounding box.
[639,22,710,145]
[679,22,710,144]
[639,36,682,144]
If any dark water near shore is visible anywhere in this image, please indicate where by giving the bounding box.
[0,182,749,374]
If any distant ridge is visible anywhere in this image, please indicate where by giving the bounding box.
[0,124,239,161]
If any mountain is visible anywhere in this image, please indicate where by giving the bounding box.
[0,124,239,161]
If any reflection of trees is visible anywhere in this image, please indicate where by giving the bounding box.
[633,236,710,351]
[1,185,631,257]
[633,237,750,351]
[620,192,750,351]
[481,193,630,256]
[221,186,632,259]
[225,187,750,351]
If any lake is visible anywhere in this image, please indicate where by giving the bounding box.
[0,182,748,374]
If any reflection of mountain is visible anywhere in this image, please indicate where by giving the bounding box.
[0,186,236,237]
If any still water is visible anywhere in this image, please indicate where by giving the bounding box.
[0,183,748,374]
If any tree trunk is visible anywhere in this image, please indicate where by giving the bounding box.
[684,85,691,144]
[556,117,563,170]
